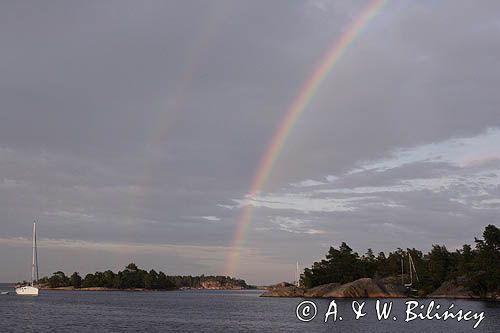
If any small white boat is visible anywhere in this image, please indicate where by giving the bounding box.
[16,286,38,296]
[0,291,9,295]
[16,222,39,296]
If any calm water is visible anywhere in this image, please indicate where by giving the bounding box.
[0,284,499,332]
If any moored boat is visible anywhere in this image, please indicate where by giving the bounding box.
[15,222,39,296]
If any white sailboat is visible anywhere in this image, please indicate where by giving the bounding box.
[16,222,39,296]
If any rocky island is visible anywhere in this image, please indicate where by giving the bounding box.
[31,263,251,291]
[263,224,500,301]
[261,277,499,300]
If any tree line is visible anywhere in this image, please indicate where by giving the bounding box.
[300,224,500,296]
[37,263,248,290]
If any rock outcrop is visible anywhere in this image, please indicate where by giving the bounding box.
[304,283,340,297]
[261,278,407,298]
[428,277,476,299]
[260,282,305,297]
[200,278,248,290]
[378,276,409,297]
[322,278,406,298]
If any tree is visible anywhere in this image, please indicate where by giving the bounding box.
[112,272,123,289]
[82,273,95,288]
[122,263,145,288]
[70,272,82,289]
[301,242,363,287]
[102,270,116,288]
[48,271,70,288]
[144,270,158,290]
[300,225,500,295]
[426,245,451,289]
[93,271,105,287]
[361,248,377,278]
[448,244,474,279]
[125,263,138,272]
[37,276,49,286]
[157,271,175,289]
[482,224,500,251]
[473,224,500,293]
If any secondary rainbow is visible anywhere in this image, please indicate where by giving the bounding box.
[224,0,388,276]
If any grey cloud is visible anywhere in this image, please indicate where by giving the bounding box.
[1,1,500,284]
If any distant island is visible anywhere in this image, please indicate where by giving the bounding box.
[263,224,500,300]
[24,263,251,291]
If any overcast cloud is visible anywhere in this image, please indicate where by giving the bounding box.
[1,0,500,284]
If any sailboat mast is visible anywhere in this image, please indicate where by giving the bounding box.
[409,253,419,282]
[31,222,36,286]
[295,262,299,287]
[409,253,413,285]
[34,221,38,282]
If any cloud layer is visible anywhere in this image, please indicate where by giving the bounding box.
[1,1,499,284]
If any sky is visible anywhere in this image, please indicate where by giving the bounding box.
[1,0,500,285]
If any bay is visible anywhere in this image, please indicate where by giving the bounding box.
[0,284,498,332]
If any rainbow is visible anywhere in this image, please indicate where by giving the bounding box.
[224,0,388,276]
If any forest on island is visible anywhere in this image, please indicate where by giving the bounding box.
[35,263,248,290]
[300,224,500,296]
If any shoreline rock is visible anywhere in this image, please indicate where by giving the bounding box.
[261,278,407,298]
[304,283,340,298]
[428,277,476,299]
[260,277,499,300]
[324,278,407,298]
[260,282,305,297]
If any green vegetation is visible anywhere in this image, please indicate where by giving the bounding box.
[301,224,500,296]
[37,263,248,290]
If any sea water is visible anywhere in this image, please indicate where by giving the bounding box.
[0,284,498,332]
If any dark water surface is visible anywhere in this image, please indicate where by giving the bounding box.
[0,284,499,332]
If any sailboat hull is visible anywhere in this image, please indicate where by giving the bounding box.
[16,222,40,296]
[15,286,39,296]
